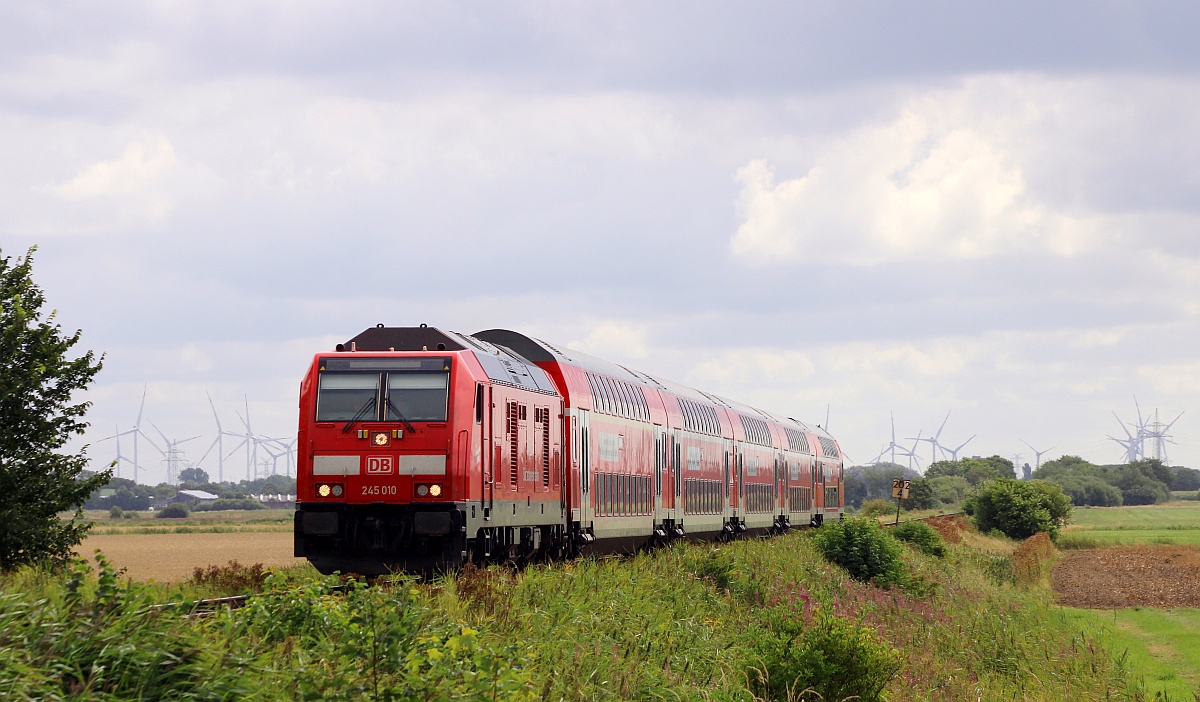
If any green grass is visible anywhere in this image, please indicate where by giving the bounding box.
[1064,502,1200,547]
[1072,502,1200,529]
[1065,608,1200,700]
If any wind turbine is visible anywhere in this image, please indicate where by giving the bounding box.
[1108,409,1145,463]
[870,412,914,466]
[1019,440,1058,471]
[197,392,245,483]
[940,435,976,462]
[95,386,149,483]
[233,396,258,481]
[95,423,135,479]
[909,411,953,464]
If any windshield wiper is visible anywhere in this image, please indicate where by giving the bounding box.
[341,397,378,433]
[385,397,418,435]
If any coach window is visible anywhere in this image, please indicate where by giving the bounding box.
[316,373,380,421]
[386,372,449,422]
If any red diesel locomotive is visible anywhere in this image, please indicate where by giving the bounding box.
[294,325,844,575]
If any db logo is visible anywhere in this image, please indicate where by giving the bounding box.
[366,456,394,475]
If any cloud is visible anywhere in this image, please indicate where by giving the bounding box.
[58,134,177,199]
[730,80,1111,265]
[568,320,650,361]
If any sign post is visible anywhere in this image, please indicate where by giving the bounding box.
[890,478,911,525]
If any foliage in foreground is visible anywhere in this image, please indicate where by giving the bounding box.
[813,516,907,587]
[0,247,108,571]
[0,526,1149,702]
[966,478,1073,540]
[892,520,947,557]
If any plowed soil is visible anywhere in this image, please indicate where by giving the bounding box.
[1052,544,1200,609]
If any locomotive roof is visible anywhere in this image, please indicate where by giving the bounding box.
[342,325,558,395]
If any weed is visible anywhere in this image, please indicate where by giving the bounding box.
[189,560,268,595]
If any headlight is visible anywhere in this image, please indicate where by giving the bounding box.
[318,484,331,497]
[429,484,442,497]
[331,484,344,497]
[317,483,344,498]
[416,484,429,497]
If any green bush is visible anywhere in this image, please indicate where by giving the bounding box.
[746,605,901,702]
[156,503,189,518]
[813,516,906,587]
[966,479,1072,540]
[892,521,947,557]
[860,498,895,519]
[108,505,124,519]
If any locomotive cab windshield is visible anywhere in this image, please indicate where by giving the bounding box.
[315,356,451,424]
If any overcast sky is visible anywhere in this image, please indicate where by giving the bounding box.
[5,2,1200,485]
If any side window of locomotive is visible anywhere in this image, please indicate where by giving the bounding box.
[316,373,381,421]
[386,372,450,422]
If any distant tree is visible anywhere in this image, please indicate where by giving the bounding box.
[0,247,109,570]
[966,479,1073,541]
[178,466,210,485]
[1021,463,1032,481]
[239,473,297,495]
[900,478,936,510]
[1035,455,1105,481]
[843,463,918,509]
[928,457,1014,486]
[1171,466,1200,492]
[928,476,970,506]
[1126,459,1173,489]
[84,477,153,511]
[1049,474,1123,507]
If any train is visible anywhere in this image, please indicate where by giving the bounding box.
[293,325,844,575]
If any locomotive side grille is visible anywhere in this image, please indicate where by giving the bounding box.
[540,407,550,488]
[507,401,519,490]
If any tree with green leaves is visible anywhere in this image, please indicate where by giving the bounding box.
[965,478,1073,541]
[0,247,109,570]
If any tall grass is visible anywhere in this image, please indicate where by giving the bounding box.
[1,530,1149,701]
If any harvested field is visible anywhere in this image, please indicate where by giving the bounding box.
[76,531,307,582]
[1052,544,1200,609]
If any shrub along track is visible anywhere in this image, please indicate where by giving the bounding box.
[1052,544,1200,608]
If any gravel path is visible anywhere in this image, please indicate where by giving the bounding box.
[1052,544,1200,609]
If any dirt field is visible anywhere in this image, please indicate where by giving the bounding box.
[77,531,308,582]
[1052,544,1200,609]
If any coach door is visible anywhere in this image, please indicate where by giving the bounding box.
[655,427,667,520]
[482,386,496,519]
[578,410,592,526]
[672,429,682,521]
